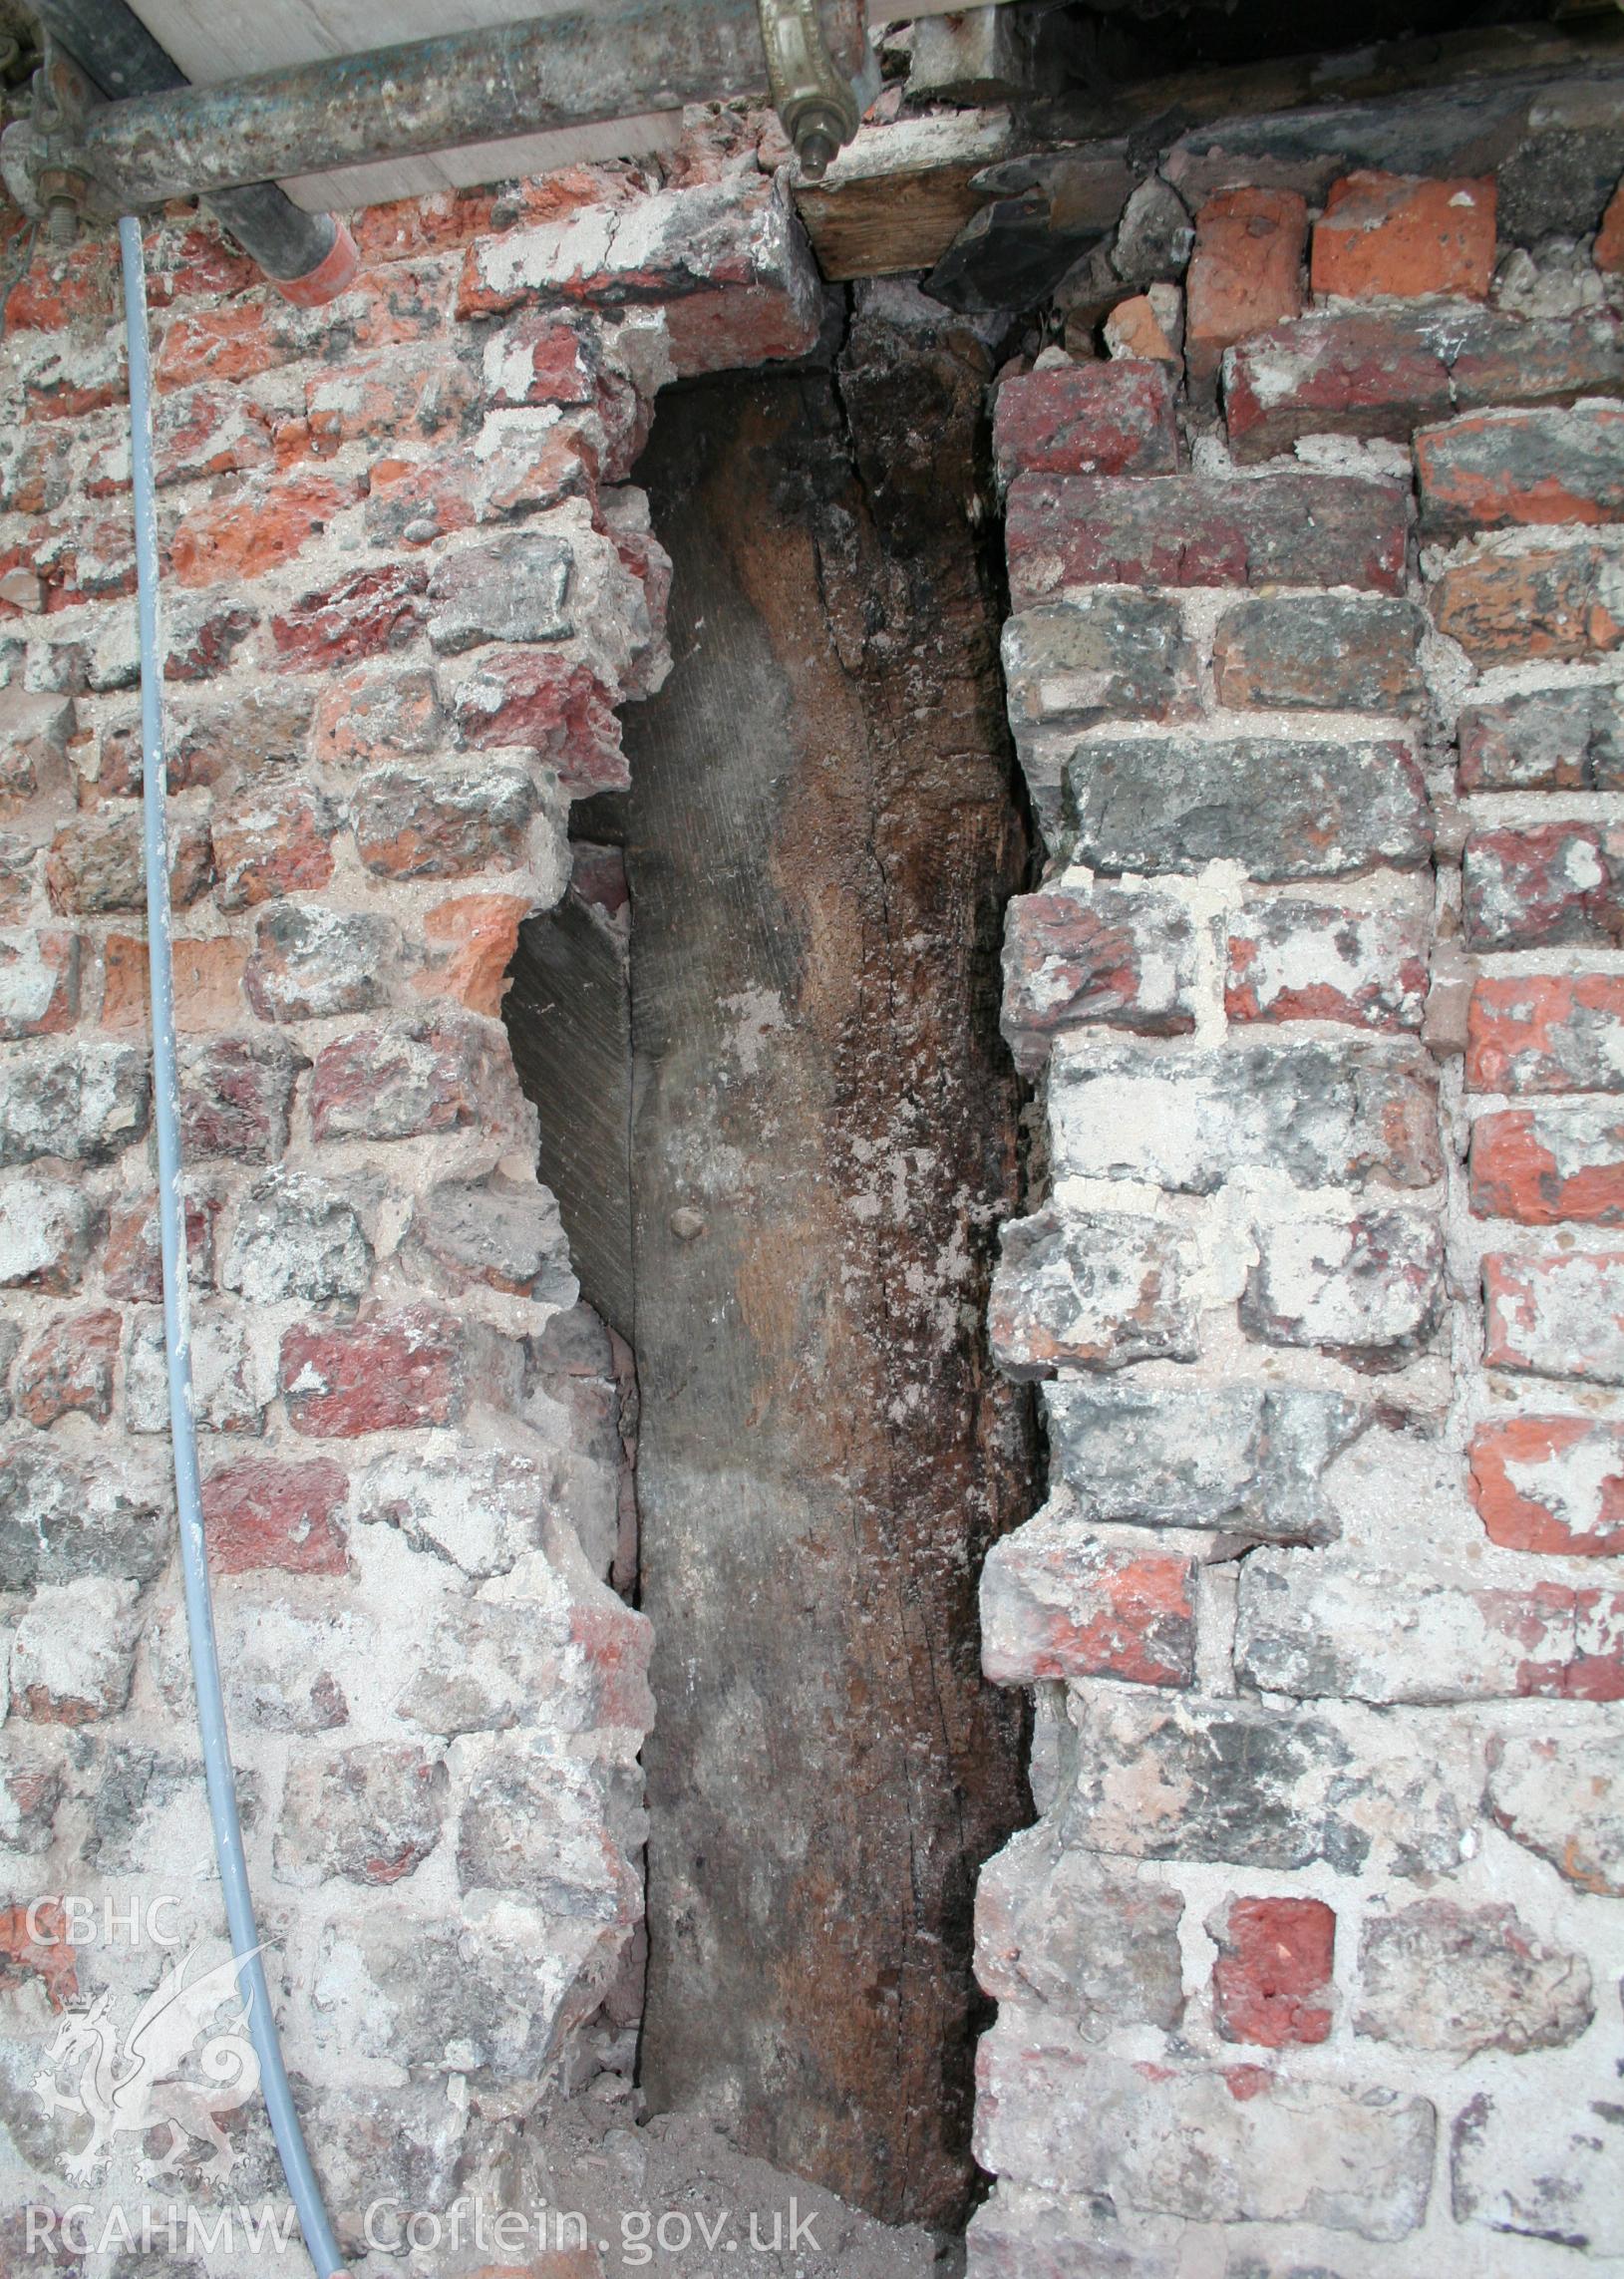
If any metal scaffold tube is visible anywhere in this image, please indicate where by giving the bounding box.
[31,0,342,281]
[8,0,871,216]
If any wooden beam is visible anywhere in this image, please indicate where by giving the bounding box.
[794,107,1013,279]
[630,308,1034,2231]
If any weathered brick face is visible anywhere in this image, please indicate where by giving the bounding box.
[976,146,1624,2278]
[0,120,821,2247]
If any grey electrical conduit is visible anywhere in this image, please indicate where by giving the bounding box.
[119,212,348,2279]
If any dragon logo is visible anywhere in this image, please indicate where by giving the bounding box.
[32,1944,262,2183]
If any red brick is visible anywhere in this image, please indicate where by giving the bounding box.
[0,551,44,619]
[22,359,120,422]
[0,1898,79,2011]
[326,259,453,351]
[417,893,532,1018]
[569,1596,657,1734]
[459,174,819,359]
[1242,1205,1445,1366]
[662,278,822,380]
[244,904,395,1024]
[1211,594,1424,713]
[200,1454,351,1575]
[144,220,261,307]
[0,690,74,810]
[1462,823,1624,951]
[210,783,337,910]
[178,1035,300,1163]
[269,563,428,670]
[0,426,71,515]
[1234,326,1324,460]
[1452,314,1624,414]
[1226,898,1428,1032]
[351,186,498,265]
[310,666,444,767]
[30,519,136,613]
[1312,171,1494,301]
[309,1013,516,1143]
[0,1180,91,1300]
[1417,404,1624,539]
[46,813,212,916]
[1484,1250,1624,1388]
[170,474,361,588]
[602,503,672,687]
[1225,310,1624,464]
[990,1208,1198,1378]
[1001,883,1198,1074]
[302,355,480,453]
[450,653,626,794]
[164,598,258,682]
[1211,1897,1335,2048]
[980,1521,1196,1688]
[2,243,117,331]
[14,1309,121,1428]
[365,421,596,551]
[1458,686,1624,792]
[362,451,480,549]
[0,929,80,1041]
[1185,187,1307,389]
[1006,474,1407,604]
[1469,1415,1624,1558]
[1431,544,1624,664]
[484,308,603,408]
[1479,1580,1624,1701]
[104,1190,217,1301]
[156,303,297,390]
[154,385,275,488]
[1470,1105,1624,1225]
[350,764,537,879]
[1467,974,1624,1094]
[502,162,644,229]
[0,838,34,923]
[280,1304,466,1436]
[992,362,1179,486]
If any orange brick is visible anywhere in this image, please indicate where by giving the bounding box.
[157,303,291,390]
[417,893,532,1017]
[2,243,117,331]
[1469,1104,1624,1225]
[1185,188,1307,388]
[1311,172,1495,302]
[102,933,249,1033]
[1597,178,1624,274]
[170,474,362,588]
[1104,295,1179,366]
[1469,1415,1624,1557]
[0,1898,80,2010]
[351,186,499,265]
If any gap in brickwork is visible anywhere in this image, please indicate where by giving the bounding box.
[516,290,1042,2233]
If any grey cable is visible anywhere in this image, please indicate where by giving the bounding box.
[119,211,348,2279]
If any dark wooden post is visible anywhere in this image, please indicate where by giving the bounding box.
[628,293,1036,2228]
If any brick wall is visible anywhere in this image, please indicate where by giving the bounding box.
[0,119,820,2248]
[6,73,1624,2270]
[975,171,1624,2271]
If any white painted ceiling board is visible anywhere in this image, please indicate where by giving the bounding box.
[124,1,1006,210]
